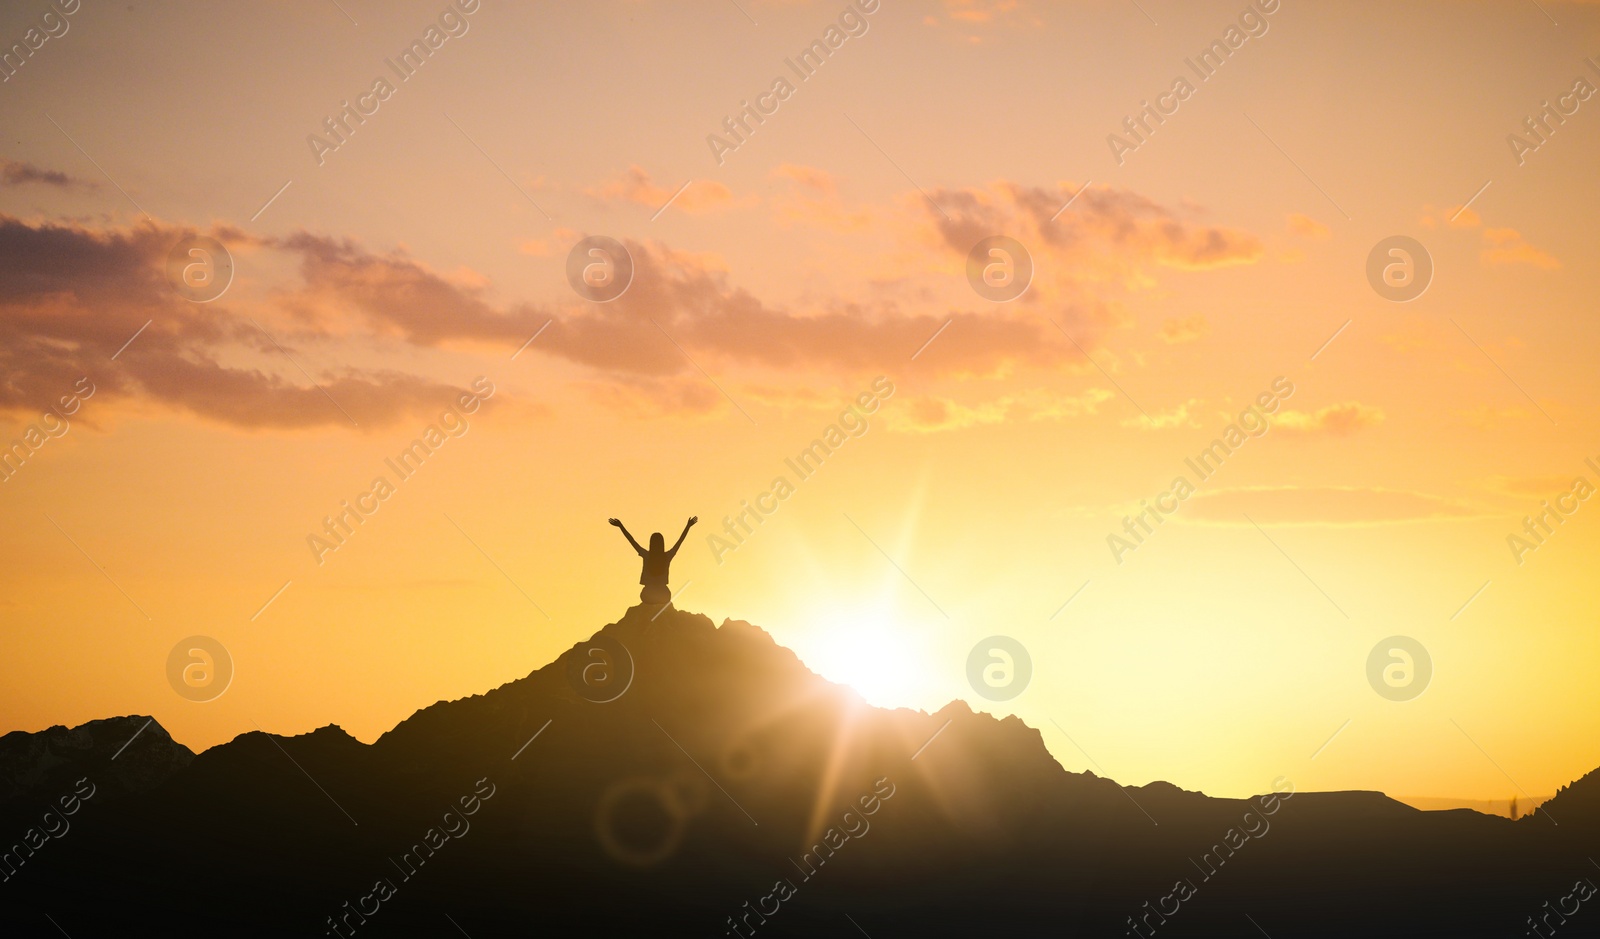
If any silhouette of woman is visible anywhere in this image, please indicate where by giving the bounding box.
[609,516,696,604]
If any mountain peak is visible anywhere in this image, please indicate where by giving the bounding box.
[0,715,192,809]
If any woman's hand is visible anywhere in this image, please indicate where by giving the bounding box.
[687,516,699,527]
[608,518,622,527]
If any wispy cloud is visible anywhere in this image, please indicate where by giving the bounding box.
[1274,402,1385,436]
[584,165,749,215]
[1158,315,1209,345]
[1,160,96,191]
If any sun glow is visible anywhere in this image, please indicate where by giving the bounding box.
[800,607,930,708]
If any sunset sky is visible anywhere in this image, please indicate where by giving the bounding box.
[2,0,1599,807]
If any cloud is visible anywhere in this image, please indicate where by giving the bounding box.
[922,182,1263,282]
[538,241,1090,381]
[517,227,579,259]
[1182,486,1479,526]
[0,171,1270,428]
[278,180,1266,421]
[883,387,1113,433]
[1480,475,1586,498]
[1122,398,1201,430]
[1158,315,1208,345]
[1481,227,1560,269]
[266,231,1086,388]
[922,0,1041,40]
[1274,402,1384,436]
[1286,213,1329,239]
[1419,204,1560,268]
[770,164,875,232]
[270,231,548,348]
[726,173,1262,323]
[1,160,94,190]
[584,165,748,215]
[772,163,836,195]
[0,215,472,430]
[944,0,1020,22]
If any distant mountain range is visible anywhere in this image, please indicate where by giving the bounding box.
[1397,794,1550,818]
[2,605,1597,937]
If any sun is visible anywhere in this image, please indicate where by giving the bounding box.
[803,609,928,707]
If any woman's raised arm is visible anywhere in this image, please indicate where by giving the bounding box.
[668,516,698,556]
[609,517,646,555]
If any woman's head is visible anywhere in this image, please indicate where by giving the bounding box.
[649,532,664,552]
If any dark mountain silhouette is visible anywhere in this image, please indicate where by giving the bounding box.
[0,606,1593,937]
[0,715,193,809]
[1539,766,1600,828]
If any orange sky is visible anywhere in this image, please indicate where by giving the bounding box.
[2,0,1599,805]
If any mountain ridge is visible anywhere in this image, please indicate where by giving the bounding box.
[0,605,1592,937]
